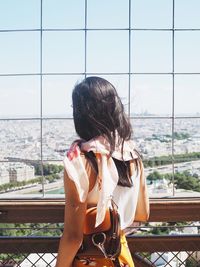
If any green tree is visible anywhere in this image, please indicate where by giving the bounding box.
[147,171,163,181]
[186,257,200,267]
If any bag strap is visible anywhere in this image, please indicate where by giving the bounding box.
[91,197,121,260]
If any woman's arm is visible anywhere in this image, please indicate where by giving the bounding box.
[134,159,150,222]
[55,169,87,267]
[55,154,96,267]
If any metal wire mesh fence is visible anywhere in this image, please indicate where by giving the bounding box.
[0,222,200,266]
[0,252,199,267]
[134,251,200,267]
[0,223,61,266]
[0,253,57,267]
[1,0,200,199]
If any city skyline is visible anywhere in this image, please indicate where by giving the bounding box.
[1,118,200,198]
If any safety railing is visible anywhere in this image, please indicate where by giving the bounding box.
[0,199,200,266]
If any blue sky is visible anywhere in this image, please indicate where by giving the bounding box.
[0,0,200,118]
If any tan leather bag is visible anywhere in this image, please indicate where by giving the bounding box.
[78,199,121,261]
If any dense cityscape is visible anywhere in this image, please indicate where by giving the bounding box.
[0,118,200,198]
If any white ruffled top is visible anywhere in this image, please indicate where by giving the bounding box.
[63,136,141,229]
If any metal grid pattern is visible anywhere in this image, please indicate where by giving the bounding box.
[0,0,200,198]
[0,223,61,266]
[0,223,200,267]
[0,253,57,267]
[1,252,199,267]
[134,251,200,267]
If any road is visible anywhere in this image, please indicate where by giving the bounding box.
[145,159,200,176]
[1,179,64,197]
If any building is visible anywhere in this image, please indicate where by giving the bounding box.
[0,163,35,185]
[0,166,10,185]
[9,163,35,182]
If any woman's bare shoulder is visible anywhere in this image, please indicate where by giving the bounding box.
[80,152,97,192]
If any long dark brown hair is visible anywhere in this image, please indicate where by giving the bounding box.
[72,76,133,187]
